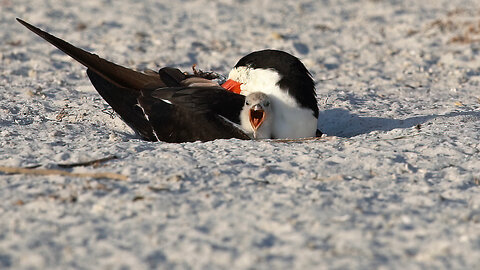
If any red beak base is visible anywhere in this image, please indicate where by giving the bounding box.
[221,79,242,94]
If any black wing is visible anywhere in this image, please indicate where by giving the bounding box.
[148,87,245,124]
[16,18,165,90]
[86,69,157,141]
[18,18,248,142]
[88,69,249,142]
[137,95,250,143]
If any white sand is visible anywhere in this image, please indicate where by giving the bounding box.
[1,0,480,269]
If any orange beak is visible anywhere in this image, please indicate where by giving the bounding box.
[221,79,242,94]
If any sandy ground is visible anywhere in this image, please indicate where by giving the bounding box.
[1,0,480,269]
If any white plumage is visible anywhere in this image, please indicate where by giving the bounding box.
[228,67,318,139]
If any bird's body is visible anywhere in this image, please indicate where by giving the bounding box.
[228,67,317,139]
[17,18,320,143]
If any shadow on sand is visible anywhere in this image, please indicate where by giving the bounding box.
[317,108,480,138]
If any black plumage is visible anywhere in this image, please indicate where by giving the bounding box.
[17,18,250,142]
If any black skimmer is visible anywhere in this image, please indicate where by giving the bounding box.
[17,18,320,143]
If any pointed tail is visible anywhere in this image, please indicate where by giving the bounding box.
[16,18,164,90]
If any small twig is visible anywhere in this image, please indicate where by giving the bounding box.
[390,133,422,140]
[57,155,118,168]
[148,186,170,192]
[56,105,71,122]
[24,164,42,169]
[252,179,270,185]
[243,177,270,185]
[270,136,334,143]
[0,166,127,181]
[101,108,117,119]
[190,64,221,80]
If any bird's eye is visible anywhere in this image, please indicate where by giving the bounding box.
[245,101,250,106]
[265,101,270,107]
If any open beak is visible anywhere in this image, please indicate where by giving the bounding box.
[222,79,242,94]
[249,104,265,130]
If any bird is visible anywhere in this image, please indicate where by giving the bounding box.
[222,50,320,139]
[239,92,274,139]
[17,18,320,143]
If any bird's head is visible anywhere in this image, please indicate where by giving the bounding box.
[240,92,273,139]
[221,49,318,118]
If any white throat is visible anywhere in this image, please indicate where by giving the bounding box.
[228,67,317,139]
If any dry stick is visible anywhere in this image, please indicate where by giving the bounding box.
[271,136,335,143]
[57,155,119,168]
[0,166,128,181]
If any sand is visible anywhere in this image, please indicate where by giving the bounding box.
[1,0,480,269]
